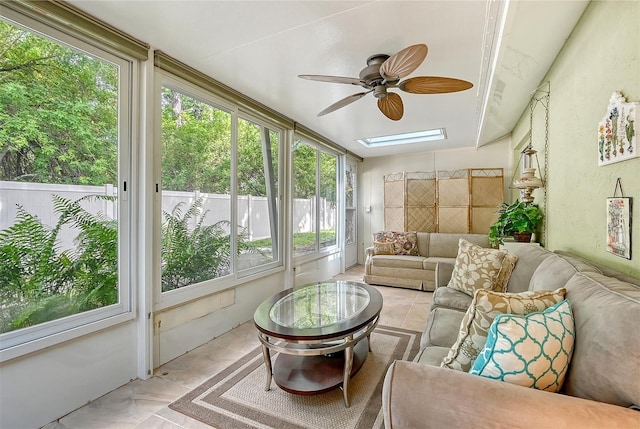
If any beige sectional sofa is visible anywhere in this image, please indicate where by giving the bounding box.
[382,244,640,428]
[364,232,489,291]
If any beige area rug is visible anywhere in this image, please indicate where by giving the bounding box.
[169,325,421,428]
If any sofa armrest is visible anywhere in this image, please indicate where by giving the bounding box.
[382,361,640,429]
[434,262,454,288]
[364,246,374,275]
[365,246,374,258]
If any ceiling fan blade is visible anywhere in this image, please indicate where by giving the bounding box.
[377,92,404,121]
[379,44,428,81]
[318,91,370,116]
[399,76,473,94]
[298,74,367,87]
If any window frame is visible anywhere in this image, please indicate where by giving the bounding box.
[292,136,342,264]
[235,110,284,279]
[0,10,135,362]
[154,72,284,311]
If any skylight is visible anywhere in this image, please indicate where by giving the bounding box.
[357,128,447,148]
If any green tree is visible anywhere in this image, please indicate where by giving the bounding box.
[0,21,118,185]
[292,140,337,203]
[160,88,232,194]
[237,118,279,197]
[292,140,317,198]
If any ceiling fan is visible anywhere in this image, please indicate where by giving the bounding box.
[299,44,473,121]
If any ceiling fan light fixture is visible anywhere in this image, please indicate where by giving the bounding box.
[358,128,447,148]
[373,86,388,99]
[299,43,471,120]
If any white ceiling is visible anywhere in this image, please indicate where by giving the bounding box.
[69,0,589,159]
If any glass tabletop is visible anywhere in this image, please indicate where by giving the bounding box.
[269,282,370,329]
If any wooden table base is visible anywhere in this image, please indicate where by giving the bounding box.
[272,338,369,398]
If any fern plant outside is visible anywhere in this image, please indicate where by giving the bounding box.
[0,195,118,333]
[0,196,250,332]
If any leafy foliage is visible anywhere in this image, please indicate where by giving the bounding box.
[0,21,118,185]
[161,198,252,292]
[292,140,337,202]
[0,195,254,331]
[488,200,543,247]
[0,195,117,333]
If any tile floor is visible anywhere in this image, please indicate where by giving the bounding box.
[43,266,431,428]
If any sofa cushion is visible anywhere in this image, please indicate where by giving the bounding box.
[431,287,473,312]
[562,272,640,407]
[448,239,510,296]
[555,250,640,287]
[421,307,465,349]
[441,288,567,372]
[505,245,554,293]
[529,254,601,292]
[371,255,427,270]
[470,300,575,393]
[370,264,433,281]
[416,232,431,257]
[372,231,419,255]
[413,346,451,366]
[428,233,489,258]
[422,260,439,271]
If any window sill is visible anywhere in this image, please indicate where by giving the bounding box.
[0,311,135,363]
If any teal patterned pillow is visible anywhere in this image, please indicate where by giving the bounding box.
[469,300,575,392]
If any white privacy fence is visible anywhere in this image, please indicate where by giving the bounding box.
[0,181,336,249]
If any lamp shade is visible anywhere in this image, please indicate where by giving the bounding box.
[513,168,543,189]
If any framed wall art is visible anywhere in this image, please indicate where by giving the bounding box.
[606,179,632,259]
[598,92,638,166]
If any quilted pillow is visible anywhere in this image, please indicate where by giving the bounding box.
[373,241,394,255]
[371,231,418,255]
[447,239,513,295]
[469,299,575,393]
[440,288,566,372]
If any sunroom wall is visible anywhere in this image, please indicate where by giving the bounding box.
[357,140,512,264]
[510,0,640,278]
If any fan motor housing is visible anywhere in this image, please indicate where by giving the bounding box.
[359,54,388,85]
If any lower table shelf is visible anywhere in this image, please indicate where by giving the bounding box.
[272,337,369,395]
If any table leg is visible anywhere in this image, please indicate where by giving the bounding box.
[342,336,354,408]
[260,335,272,391]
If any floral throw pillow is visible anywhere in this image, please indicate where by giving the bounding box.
[441,288,567,372]
[371,231,418,255]
[447,238,510,295]
[373,241,394,255]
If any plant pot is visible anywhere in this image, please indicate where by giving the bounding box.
[513,232,533,243]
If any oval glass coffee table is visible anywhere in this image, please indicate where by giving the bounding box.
[253,281,383,407]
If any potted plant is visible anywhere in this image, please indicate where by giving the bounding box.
[488,200,543,247]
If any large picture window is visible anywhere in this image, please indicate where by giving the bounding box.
[292,139,338,258]
[159,82,282,296]
[160,86,233,292]
[0,16,132,352]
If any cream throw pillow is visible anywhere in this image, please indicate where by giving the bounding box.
[441,288,567,372]
[448,239,516,295]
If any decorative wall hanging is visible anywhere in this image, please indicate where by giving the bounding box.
[606,178,632,260]
[598,92,638,166]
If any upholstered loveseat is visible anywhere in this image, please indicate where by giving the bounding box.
[382,243,640,428]
[364,232,489,291]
